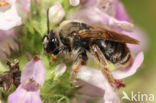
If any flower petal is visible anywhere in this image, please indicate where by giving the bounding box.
[54,63,67,76]
[0,29,17,40]
[69,1,133,32]
[77,66,121,103]
[112,52,144,79]
[21,56,46,86]
[115,0,131,21]
[0,30,18,62]
[19,0,31,12]
[106,17,134,32]
[80,0,97,7]
[49,2,65,25]
[8,85,42,103]
[77,79,104,97]
[122,28,148,55]
[69,0,80,6]
[68,8,104,25]
[0,4,22,30]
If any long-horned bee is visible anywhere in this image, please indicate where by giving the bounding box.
[0,60,21,91]
[42,9,139,88]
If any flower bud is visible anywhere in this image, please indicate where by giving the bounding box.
[54,63,67,77]
[49,2,65,25]
[69,0,80,6]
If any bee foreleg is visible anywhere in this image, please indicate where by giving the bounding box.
[50,54,58,64]
[50,47,63,64]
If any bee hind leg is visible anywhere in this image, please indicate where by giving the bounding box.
[91,44,116,89]
[100,67,115,88]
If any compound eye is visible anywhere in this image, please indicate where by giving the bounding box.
[52,38,58,43]
[52,38,55,42]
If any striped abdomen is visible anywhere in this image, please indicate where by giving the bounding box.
[97,40,132,67]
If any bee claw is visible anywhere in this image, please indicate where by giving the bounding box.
[81,61,87,65]
[114,79,125,88]
[70,81,75,87]
[70,80,79,87]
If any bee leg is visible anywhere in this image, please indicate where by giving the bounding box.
[100,67,115,88]
[50,47,62,64]
[50,54,57,64]
[70,57,82,87]
[91,44,115,88]
[81,51,88,65]
[70,50,88,87]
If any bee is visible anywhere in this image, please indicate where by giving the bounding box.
[0,60,21,91]
[42,9,139,88]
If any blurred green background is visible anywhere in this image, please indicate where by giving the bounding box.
[121,0,156,102]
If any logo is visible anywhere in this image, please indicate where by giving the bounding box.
[122,91,155,102]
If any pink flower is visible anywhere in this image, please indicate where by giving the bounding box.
[121,28,148,55]
[75,67,121,103]
[69,1,145,102]
[19,0,31,12]
[8,82,42,103]
[69,0,133,31]
[0,0,21,30]
[8,56,46,103]
[112,52,144,79]
[0,30,18,62]
[0,0,31,30]
[115,0,131,22]
[74,52,144,103]
[69,0,147,54]
[21,56,46,86]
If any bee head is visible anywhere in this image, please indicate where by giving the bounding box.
[42,30,59,53]
[42,8,60,54]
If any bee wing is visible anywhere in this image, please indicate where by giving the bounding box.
[79,25,139,44]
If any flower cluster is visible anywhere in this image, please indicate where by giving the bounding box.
[65,0,145,102]
[0,0,146,103]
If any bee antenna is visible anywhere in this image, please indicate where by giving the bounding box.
[47,8,50,34]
